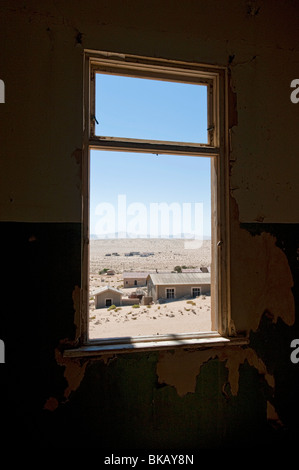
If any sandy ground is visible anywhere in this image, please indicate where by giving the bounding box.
[89,296,211,339]
[89,238,212,339]
[89,238,211,274]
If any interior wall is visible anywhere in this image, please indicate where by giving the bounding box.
[1,0,299,448]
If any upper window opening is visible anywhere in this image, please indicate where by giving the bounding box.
[95,74,208,144]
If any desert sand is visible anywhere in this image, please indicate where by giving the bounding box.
[89,238,212,339]
[89,237,211,274]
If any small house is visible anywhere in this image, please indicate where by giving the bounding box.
[147,272,210,302]
[106,269,115,275]
[94,286,123,309]
[123,271,152,288]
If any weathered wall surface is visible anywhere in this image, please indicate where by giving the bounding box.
[1,0,299,448]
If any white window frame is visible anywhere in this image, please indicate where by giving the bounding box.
[63,50,246,357]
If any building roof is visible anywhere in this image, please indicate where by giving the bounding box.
[123,271,154,279]
[147,272,211,286]
[123,270,170,279]
[93,286,123,296]
[181,268,202,272]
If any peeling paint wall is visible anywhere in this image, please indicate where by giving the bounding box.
[1,0,299,449]
[230,198,296,333]
[157,346,274,398]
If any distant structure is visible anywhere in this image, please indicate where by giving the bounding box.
[93,286,123,308]
[106,269,115,275]
[123,271,153,288]
[147,272,210,302]
[124,251,154,257]
[181,267,210,273]
[200,266,210,273]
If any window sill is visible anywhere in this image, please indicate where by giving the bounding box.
[63,332,248,357]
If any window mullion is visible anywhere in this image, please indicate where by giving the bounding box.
[89,137,219,157]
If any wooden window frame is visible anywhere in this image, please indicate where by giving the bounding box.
[63,49,245,357]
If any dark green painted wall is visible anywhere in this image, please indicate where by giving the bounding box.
[1,222,298,449]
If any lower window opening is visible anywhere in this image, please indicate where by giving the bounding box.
[88,150,213,341]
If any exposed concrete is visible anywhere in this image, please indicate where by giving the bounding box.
[230,198,295,334]
[43,348,88,411]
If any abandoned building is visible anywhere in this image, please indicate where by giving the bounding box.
[105,269,115,276]
[182,267,210,273]
[93,286,123,308]
[2,0,299,451]
[93,286,147,309]
[123,271,153,288]
[147,272,211,302]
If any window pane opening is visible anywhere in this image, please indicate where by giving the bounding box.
[88,150,213,340]
[95,73,208,144]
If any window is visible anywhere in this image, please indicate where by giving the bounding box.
[166,288,175,299]
[78,50,232,353]
[192,287,201,297]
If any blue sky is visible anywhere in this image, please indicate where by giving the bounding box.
[95,74,208,143]
[90,73,211,238]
